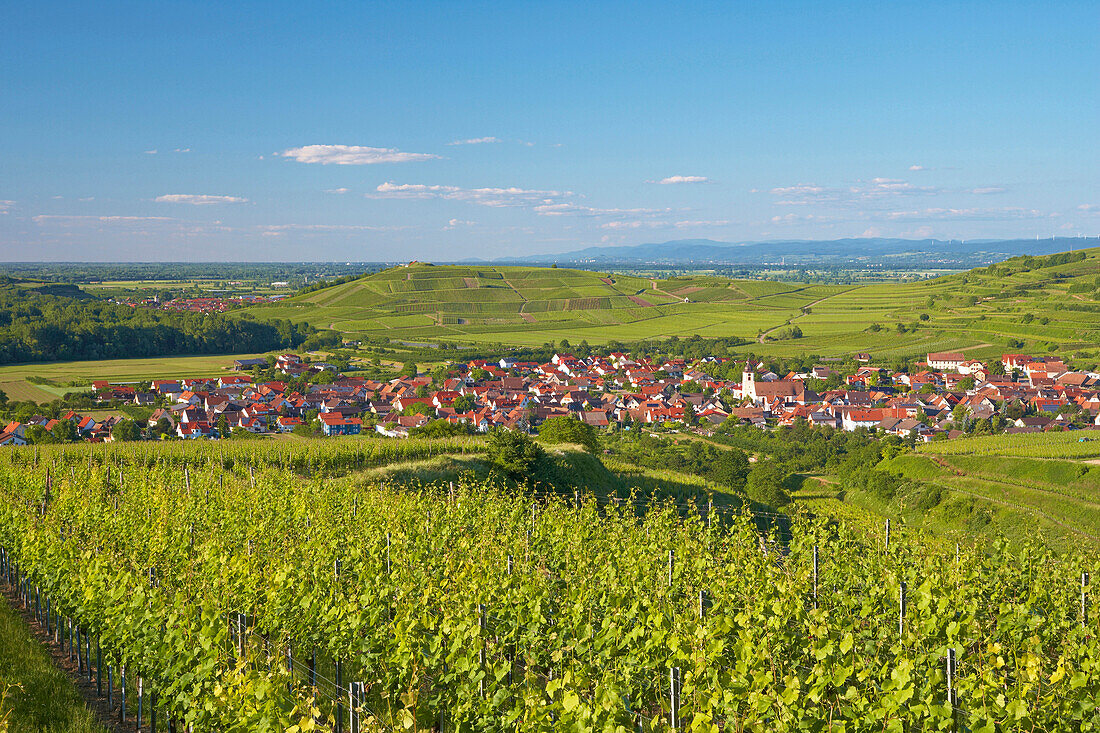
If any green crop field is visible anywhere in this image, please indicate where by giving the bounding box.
[0,352,272,404]
[241,251,1100,365]
[5,440,1100,731]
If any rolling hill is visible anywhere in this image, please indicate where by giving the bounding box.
[248,250,1100,366]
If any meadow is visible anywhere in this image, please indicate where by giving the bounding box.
[0,352,270,403]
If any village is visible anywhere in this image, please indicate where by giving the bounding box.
[1,349,1098,446]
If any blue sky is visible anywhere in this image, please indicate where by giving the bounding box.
[1,1,1097,261]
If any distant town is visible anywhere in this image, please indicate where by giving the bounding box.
[2,348,1098,447]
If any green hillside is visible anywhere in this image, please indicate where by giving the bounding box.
[249,250,1100,364]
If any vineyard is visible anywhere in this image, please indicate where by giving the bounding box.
[916,432,1100,460]
[2,442,1100,731]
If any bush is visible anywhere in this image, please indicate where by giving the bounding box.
[486,429,544,480]
[744,463,790,508]
[538,415,599,453]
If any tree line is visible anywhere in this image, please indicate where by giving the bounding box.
[0,285,316,364]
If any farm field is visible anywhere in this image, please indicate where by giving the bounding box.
[4,440,1100,731]
[0,352,271,404]
[243,250,1100,365]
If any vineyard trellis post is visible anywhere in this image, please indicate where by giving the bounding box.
[668,549,674,588]
[335,659,343,733]
[669,666,682,729]
[946,648,957,733]
[885,519,890,550]
[813,544,819,609]
[1082,572,1089,628]
[478,603,486,697]
[898,581,907,639]
[119,665,127,724]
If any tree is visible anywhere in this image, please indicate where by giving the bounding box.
[744,463,790,508]
[537,415,599,453]
[452,394,475,413]
[400,360,418,378]
[711,448,750,490]
[958,376,976,391]
[486,428,544,480]
[112,419,141,442]
[217,415,230,438]
[53,419,78,443]
[25,425,58,444]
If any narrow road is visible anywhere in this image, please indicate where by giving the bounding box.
[757,287,856,343]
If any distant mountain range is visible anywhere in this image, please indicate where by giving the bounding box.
[478,237,1099,268]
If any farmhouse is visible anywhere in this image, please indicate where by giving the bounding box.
[926,352,966,372]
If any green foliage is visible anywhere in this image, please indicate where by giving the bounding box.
[744,462,790,507]
[0,283,314,364]
[537,415,599,453]
[1,440,1100,731]
[485,427,545,479]
[111,419,141,442]
[451,394,475,413]
[409,419,475,438]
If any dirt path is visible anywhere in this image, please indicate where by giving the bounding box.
[757,287,856,343]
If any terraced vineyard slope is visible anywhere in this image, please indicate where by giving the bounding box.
[249,250,1100,364]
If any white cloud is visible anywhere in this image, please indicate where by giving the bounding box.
[33,215,177,225]
[654,175,711,185]
[447,137,501,146]
[0,200,14,214]
[771,178,939,205]
[445,219,476,228]
[254,223,406,236]
[908,165,926,171]
[325,187,350,194]
[371,182,570,208]
[673,219,730,228]
[174,148,191,153]
[154,194,249,205]
[860,227,884,238]
[279,144,440,165]
[600,219,729,230]
[884,207,1047,221]
[770,212,836,224]
[143,149,157,155]
[533,202,669,218]
[1078,204,1099,212]
[968,187,1006,195]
